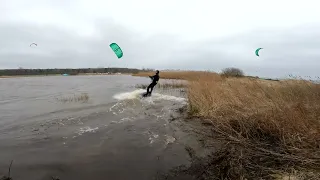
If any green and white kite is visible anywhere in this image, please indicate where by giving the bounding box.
[255,48,263,57]
[109,43,123,58]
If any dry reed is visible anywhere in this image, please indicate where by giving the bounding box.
[188,76,320,179]
[132,71,219,81]
[135,81,187,89]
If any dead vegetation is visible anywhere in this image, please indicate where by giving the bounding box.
[1,160,13,180]
[135,81,187,89]
[136,70,320,179]
[0,160,60,180]
[55,93,89,103]
[188,75,320,179]
[132,71,218,81]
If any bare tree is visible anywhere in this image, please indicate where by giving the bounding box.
[221,67,244,77]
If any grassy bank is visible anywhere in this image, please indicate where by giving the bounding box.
[135,71,320,179]
[135,80,187,89]
[132,71,218,81]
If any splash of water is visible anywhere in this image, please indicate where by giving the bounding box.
[113,89,145,100]
[113,89,186,103]
[77,126,99,136]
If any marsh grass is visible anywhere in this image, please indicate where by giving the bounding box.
[133,71,218,81]
[189,76,320,179]
[142,71,320,179]
[135,81,187,89]
[56,93,89,103]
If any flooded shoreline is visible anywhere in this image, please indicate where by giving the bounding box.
[0,75,210,180]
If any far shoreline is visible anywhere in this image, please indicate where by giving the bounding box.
[0,73,134,78]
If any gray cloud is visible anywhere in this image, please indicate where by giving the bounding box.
[2,0,320,78]
[174,24,320,78]
[0,20,181,69]
[0,20,320,78]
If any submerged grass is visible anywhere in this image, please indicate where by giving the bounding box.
[56,93,89,103]
[137,71,320,179]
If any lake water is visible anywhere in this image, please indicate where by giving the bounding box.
[0,75,197,180]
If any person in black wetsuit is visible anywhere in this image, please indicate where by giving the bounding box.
[146,70,160,96]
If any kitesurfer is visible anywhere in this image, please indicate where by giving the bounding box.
[146,70,160,96]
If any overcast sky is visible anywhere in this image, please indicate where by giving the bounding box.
[1,0,320,78]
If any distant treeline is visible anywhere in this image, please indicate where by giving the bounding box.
[0,67,149,76]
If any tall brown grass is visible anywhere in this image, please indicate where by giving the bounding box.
[135,71,320,179]
[132,71,218,81]
[188,76,320,179]
[135,81,187,89]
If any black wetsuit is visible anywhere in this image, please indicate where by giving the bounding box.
[147,74,159,95]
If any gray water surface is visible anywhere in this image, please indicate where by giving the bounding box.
[0,75,198,180]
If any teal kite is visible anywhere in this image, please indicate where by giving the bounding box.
[255,48,263,57]
[109,43,123,58]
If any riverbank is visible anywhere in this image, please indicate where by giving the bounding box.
[134,71,320,179]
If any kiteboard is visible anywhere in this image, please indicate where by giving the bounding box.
[142,92,151,97]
